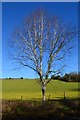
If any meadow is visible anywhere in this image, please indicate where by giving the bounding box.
[2,79,80,120]
[2,79,80,100]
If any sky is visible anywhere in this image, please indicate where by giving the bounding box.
[2,2,78,78]
[1,0,79,2]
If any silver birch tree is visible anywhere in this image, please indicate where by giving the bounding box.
[10,9,77,102]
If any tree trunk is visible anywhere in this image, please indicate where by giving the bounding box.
[42,88,46,102]
[42,81,46,102]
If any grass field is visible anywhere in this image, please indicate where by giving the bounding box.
[2,79,80,100]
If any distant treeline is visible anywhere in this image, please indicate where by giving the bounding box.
[3,77,39,80]
[3,72,80,82]
[51,72,80,82]
[3,77,24,80]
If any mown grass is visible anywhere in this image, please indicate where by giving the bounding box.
[0,80,2,98]
[2,79,80,100]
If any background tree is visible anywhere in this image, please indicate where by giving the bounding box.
[60,72,80,82]
[10,8,77,101]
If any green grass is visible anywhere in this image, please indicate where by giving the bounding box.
[2,79,80,100]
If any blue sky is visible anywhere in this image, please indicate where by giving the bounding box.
[2,2,78,78]
[0,2,2,79]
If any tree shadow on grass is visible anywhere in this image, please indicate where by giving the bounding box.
[70,88,80,91]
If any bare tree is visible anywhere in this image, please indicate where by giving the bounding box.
[10,8,77,102]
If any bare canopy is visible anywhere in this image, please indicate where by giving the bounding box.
[10,9,77,101]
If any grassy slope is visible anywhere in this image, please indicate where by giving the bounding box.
[0,80,2,98]
[2,79,80,100]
